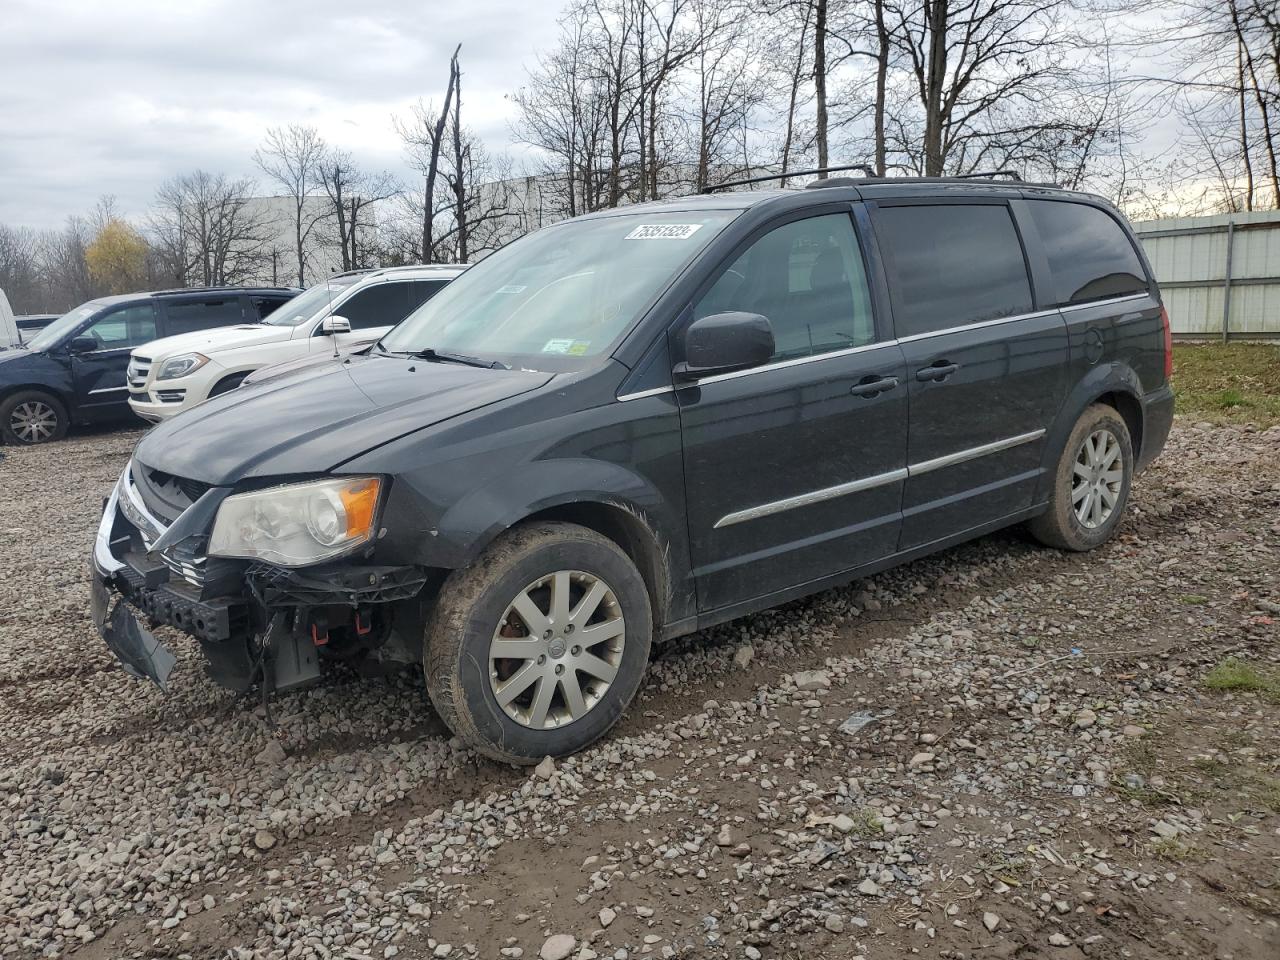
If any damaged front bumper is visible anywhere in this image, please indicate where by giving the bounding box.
[91,466,429,694]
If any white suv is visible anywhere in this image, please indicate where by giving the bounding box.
[127,265,466,422]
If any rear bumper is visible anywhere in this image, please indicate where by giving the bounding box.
[1137,383,1175,473]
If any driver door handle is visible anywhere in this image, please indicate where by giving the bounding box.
[915,362,959,382]
[850,375,900,398]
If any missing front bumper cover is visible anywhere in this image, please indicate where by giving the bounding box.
[91,574,177,691]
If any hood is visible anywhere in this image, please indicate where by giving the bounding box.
[138,324,292,359]
[133,353,553,484]
[0,347,36,366]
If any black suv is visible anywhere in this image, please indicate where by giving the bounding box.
[91,174,1174,763]
[0,286,299,443]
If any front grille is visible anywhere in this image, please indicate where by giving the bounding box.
[131,462,212,525]
[127,356,152,390]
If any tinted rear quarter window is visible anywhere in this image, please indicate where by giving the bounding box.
[335,283,410,331]
[1026,200,1149,305]
[407,280,448,311]
[165,297,244,334]
[251,295,293,319]
[875,203,1033,337]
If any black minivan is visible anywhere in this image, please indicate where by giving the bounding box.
[91,174,1174,763]
[0,286,298,444]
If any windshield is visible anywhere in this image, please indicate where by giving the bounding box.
[379,211,738,367]
[262,276,361,326]
[26,302,104,351]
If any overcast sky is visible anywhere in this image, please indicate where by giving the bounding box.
[0,0,564,229]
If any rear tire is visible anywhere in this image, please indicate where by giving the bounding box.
[424,521,653,764]
[1028,403,1133,551]
[0,390,68,445]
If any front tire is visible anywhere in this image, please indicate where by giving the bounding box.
[0,390,68,445]
[424,522,653,764]
[1028,403,1133,551]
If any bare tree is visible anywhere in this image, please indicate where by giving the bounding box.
[318,151,399,271]
[396,44,462,262]
[253,125,329,285]
[151,171,272,286]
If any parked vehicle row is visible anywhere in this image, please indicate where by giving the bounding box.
[90,172,1174,764]
[0,286,300,444]
[127,265,464,422]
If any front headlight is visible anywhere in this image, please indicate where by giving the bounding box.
[156,352,209,380]
[208,477,382,566]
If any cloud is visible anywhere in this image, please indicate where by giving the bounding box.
[0,0,563,228]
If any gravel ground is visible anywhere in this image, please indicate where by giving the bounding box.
[1,419,1278,960]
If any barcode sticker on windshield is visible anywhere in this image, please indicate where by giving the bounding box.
[625,223,703,240]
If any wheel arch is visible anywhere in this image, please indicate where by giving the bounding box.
[0,382,74,415]
[428,460,684,630]
[1036,365,1146,504]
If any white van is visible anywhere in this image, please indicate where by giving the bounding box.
[127,265,465,422]
[0,288,19,350]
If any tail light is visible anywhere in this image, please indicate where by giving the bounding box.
[1160,305,1173,379]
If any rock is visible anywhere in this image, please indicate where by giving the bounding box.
[599,907,616,928]
[1048,933,1071,947]
[434,946,453,958]
[794,670,831,691]
[716,824,734,847]
[732,645,754,669]
[534,757,557,781]
[254,739,287,766]
[252,830,276,851]
[745,949,762,960]
[824,914,845,933]
[857,878,881,896]
[909,752,935,767]
[1152,820,1180,839]
[1074,709,1097,730]
[540,935,577,960]
[831,814,857,834]
[1122,724,1145,738]
[982,912,1001,933]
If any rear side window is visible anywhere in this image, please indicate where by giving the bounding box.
[1027,200,1148,305]
[165,298,244,334]
[334,283,410,331]
[407,280,448,311]
[695,213,876,361]
[875,204,1033,337]
[251,295,293,320]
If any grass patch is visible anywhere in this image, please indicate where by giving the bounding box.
[846,806,883,838]
[1203,658,1280,702]
[1172,343,1280,426]
[1150,836,1205,862]
[1254,778,1280,813]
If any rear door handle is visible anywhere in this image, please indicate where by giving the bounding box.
[850,375,900,398]
[915,362,959,382]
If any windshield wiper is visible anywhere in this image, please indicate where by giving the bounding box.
[413,347,509,370]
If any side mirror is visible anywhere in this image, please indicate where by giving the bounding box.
[319,316,351,335]
[69,336,98,354]
[674,312,774,380]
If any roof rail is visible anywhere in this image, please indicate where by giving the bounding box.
[150,285,297,297]
[701,164,876,194]
[959,169,1022,181]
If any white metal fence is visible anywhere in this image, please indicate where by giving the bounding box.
[1133,210,1280,340]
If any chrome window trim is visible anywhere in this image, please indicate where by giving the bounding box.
[1057,292,1150,313]
[614,293,1156,399]
[907,429,1045,477]
[894,308,1059,344]
[711,428,1046,529]
[714,467,909,529]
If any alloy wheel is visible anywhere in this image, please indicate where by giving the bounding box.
[10,400,58,443]
[488,569,626,729]
[1071,428,1123,529]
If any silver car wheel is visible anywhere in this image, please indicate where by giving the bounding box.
[10,400,58,443]
[488,569,626,730]
[1071,428,1123,529]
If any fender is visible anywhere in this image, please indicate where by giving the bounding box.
[429,457,690,626]
[1034,362,1144,504]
